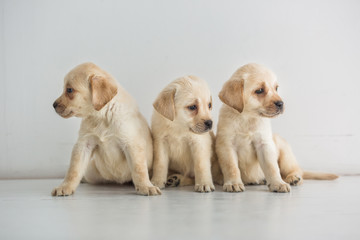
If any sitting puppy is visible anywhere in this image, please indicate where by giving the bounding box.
[150,76,223,192]
[52,63,161,196]
[216,63,338,193]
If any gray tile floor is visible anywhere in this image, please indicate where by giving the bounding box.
[0,177,359,240]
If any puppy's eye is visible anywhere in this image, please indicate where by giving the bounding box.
[67,88,74,93]
[255,88,264,94]
[276,86,279,91]
[208,103,212,109]
[188,105,197,111]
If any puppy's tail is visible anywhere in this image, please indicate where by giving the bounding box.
[303,171,339,180]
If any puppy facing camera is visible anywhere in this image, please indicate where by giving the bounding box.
[151,76,223,192]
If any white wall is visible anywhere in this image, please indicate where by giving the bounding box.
[0,0,6,175]
[1,0,359,179]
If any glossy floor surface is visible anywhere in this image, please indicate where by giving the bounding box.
[0,177,359,240]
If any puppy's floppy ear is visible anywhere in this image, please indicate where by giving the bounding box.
[219,79,244,113]
[153,88,176,121]
[90,75,118,111]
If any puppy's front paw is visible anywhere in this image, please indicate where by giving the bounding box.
[268,181,291,193]
[151,178,166,189]
[194,183,215,193]
[223,182,245,192]
[285,174,303,186]
[136,185,162,196]
[51,184,75,196]
[165,174,181,187]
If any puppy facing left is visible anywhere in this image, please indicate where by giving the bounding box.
[52,62,161,196]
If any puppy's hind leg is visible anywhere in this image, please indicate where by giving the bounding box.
[273,134,303,186]
[166,174,195,187]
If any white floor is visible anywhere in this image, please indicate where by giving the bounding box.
[0,177,359,240]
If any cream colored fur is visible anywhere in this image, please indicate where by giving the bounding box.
[216,63,338,193]
[150,76,223,193]
[52,62,161,196]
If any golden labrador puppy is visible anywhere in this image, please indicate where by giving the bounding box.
[216,63,338,193]
[52,63,161,196]
[150,76,223,192]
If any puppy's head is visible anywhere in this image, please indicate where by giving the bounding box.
[219,63,284,118]
[53,62,118,118]
[153,76,213,134]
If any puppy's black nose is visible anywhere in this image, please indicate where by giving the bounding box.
[274,101,283,108]
[53,101,58,109]
[204,120,213,130]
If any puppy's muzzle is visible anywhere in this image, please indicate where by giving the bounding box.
[274,101,284,114]
[204,120,213,130]
[274,101,283,110]
[191,119,213,134]
[53,100,72,117]
[53,101,58,109]
[53,100,64,113]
